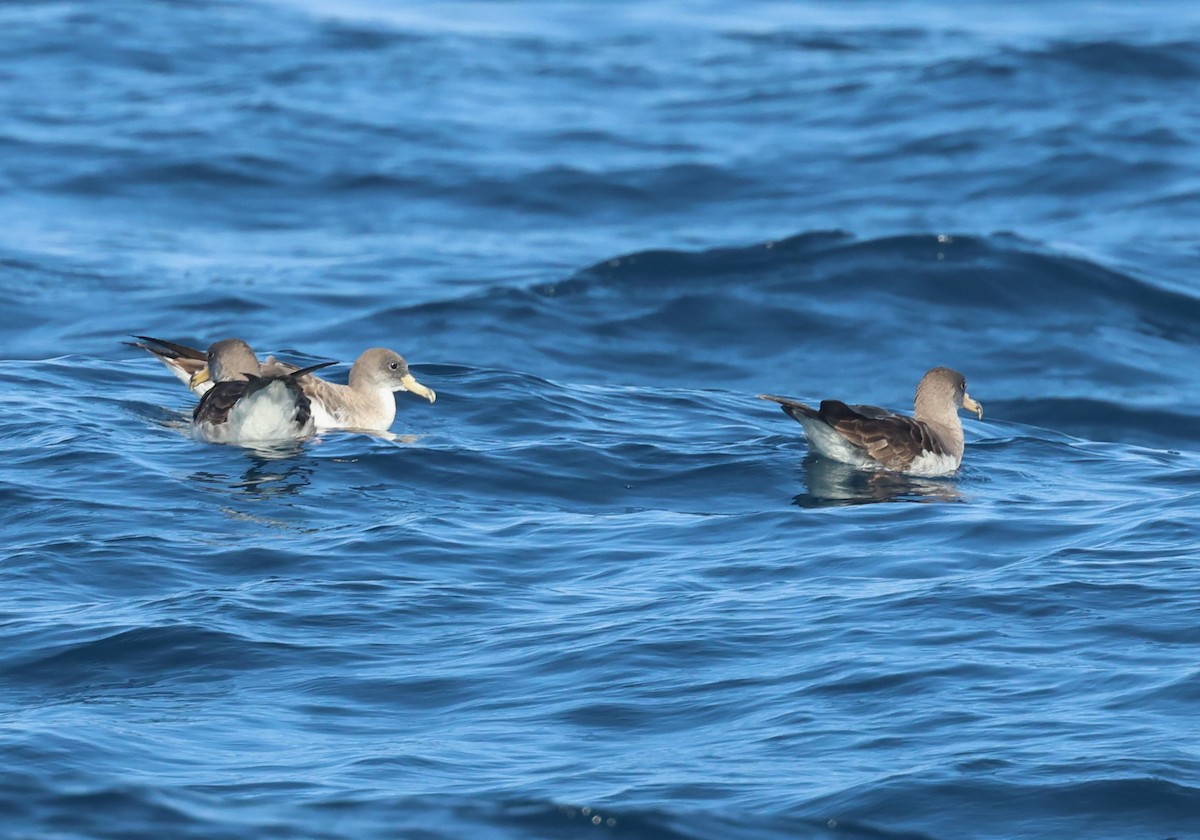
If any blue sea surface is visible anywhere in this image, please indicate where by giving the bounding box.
[3,1,1200,838]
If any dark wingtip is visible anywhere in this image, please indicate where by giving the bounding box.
[288,360,336,379]
[759,394,802,408]
[759,394,819,423]
[127,334,162,349]
[128,335,206,360]
[243,361,334,392]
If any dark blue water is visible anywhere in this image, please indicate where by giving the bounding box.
[3,2,1200,838]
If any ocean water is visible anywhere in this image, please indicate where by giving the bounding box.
[3,1,1200,838]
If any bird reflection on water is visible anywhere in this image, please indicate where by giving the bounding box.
[189,431,421,501]
[792,454,963,508]
[190,445,316,500]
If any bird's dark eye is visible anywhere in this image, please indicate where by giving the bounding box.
[388,362,399,370]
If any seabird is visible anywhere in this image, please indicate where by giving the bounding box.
[133,336,436,432]
[189,338,334,444]
[759,367,983,477]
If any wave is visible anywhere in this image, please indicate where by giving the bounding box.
[811,774,1200,838]
[1038,39,1200,80]
[50,157,300,195]
[386,231,1200,449]
[563,231,1200,326]
[924,38,1200,83]
[1,624,293,693]
[6,781,1194,839]
[998,397,1200,449]
[42,151,754,220]
[726,27,932,54]
[0,787,930,840]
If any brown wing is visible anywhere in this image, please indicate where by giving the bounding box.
[844,403,892,420]
[259,355,302,377]
[193,380,248,427]
[817,400,949,471]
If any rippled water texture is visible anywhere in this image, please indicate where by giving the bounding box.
[3,2,1200,838]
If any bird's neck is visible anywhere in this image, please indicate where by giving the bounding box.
[914,400,963,448]
[347,361,370,391]
[345,371,396,427]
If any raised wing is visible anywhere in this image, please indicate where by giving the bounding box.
[193,380,248,428]
[193,361,334,435]
[129,335,209,393]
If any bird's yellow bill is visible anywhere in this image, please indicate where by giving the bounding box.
[401,373,436,403]
[189,366,212,390]
[963,394,983,419]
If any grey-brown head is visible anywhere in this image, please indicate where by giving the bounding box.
[191,338,262,388]
[914,367,983,422]
[349,348,436,403]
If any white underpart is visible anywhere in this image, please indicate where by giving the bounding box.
[307,384,396,431]
[797,417,875,469]
[904,449,961,478]
[196,380,308,443]
[308,398,341,430]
